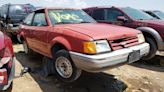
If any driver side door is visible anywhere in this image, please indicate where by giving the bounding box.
[30,10,50,56]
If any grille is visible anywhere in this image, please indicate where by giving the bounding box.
[109,36,139,50]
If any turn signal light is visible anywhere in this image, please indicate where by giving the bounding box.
[83,42,96,54]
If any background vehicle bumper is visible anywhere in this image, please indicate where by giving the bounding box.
[70,43,150,72]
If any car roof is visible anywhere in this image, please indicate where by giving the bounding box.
[34,7,81,12]
[84,6,133,10]
[1,3,33,6]
[84,6,113,9]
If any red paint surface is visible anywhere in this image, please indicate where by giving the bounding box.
[0,31,14,87]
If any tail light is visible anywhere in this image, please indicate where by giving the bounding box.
[0,69,7,85]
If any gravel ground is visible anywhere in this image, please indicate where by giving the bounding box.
[11,44,164,92]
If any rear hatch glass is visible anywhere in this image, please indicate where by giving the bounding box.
[10,5,35,14]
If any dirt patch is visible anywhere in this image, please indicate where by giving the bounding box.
[12,44,164,92]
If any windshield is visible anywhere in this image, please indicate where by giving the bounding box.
[153,11,164,19]
[122,8,154,20]
[48,9,96,25]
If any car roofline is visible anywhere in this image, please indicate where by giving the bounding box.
[34,7,81,12]
[1,3,33,6]
[84,6,133,10]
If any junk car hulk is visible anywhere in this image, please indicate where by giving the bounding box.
[17,8,150,82]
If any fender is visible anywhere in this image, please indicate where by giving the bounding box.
[137,27,164,50]
[50,36,72,51]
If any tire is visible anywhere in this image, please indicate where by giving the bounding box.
[160,58,164,67]
[53,49,82,83]
[142,37,157,60]
[23,41,33,55]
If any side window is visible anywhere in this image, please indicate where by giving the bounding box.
[106,9,124,22]
[32,13,47,26]
[92,9,105,20]
[23,13,34,25]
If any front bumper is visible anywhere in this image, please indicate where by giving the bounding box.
[70,43,150,72]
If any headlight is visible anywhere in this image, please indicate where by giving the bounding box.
[137,34,145,44]
[83,40,111,54]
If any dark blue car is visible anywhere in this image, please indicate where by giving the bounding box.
[0,4,35,36]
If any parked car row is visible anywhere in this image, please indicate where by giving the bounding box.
[84,6,164,60]
[0,3,35,36]
[0,3,163,91]
[0,3,35,91]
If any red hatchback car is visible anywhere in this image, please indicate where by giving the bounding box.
[17,8,149,82]
[0,31,15,91]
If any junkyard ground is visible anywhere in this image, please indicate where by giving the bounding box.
[12,44,164,92]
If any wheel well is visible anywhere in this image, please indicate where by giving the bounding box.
[51,43,67,56]
[142,31,158,48]
[20,36,24,41]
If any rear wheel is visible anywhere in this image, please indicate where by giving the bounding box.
[142,37,157,60]
[53,49,82,83]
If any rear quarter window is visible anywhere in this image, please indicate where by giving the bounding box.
[23,13,34,25]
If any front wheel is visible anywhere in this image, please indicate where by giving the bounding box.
[53,50,82,83]
[142,37,157,60]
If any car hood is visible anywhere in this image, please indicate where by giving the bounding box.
[0,32,5,50]
[139,20,164,26]
[56,23,141,40]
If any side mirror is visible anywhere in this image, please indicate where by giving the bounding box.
[117,16,128,22]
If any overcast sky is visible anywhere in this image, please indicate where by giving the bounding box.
[0,0,164,11]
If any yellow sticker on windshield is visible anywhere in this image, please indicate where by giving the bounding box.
[51,12,83,22]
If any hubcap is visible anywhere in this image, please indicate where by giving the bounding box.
[23,41,28,54]
[55,56,73,78]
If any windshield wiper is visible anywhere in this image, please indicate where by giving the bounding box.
[55,22,72,24]
[76,21,92,24]
[138,18,155,20]
[138,19,144,20]
[55,21,92,24]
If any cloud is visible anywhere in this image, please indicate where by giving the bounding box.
[73,0,88,8]
[42,0,88,8]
